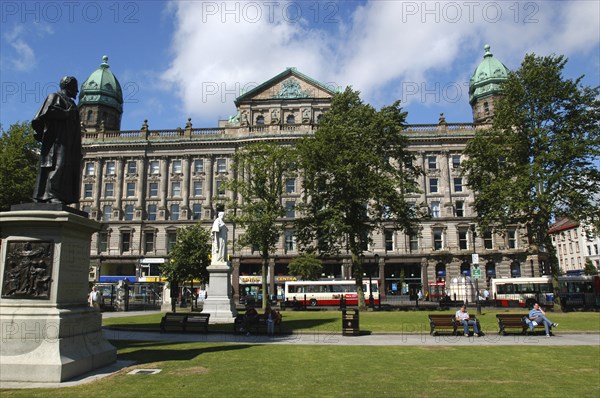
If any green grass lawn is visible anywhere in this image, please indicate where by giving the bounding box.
[2,343,598,397]
[2,310,598,397]
[102,308,600,334]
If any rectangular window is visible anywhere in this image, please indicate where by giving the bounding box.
[171,181,181,197]
[170,204,180,221]
[125,204,134,221]
[102,205,112,221]
[121,232,131,252]
[427,156,437,170]
[85,162,95,176]
[127,161,137,174]
[192,203,202,220]
[194,159,204,173]
[286,178,296,193]
[284,231,296,252]
[429,178,438,193]
[409,234,418,252]
[150,160,160,175]
[104,183,114,197]
[484,231,493,249]
[84,183,93,198]
[384,230,394,251]
[433,230,443,250]
[167,232,177,253]
[216,180,225,196]
[453,178,463,192]
[193,181,203,197]
[431,201,440,218]
[286,201,295,218]
[459,230,468,250]
[149,182,158,198]
[508,229,517,249]
[147,204,157,221]
[144,232,154,253]
[106,161,116,175]
[452,155,461,168]
[216,158,227,173]
[126,182,135,197]
[455,201,464,217]
[172,160,182,174]
[98,232,108,252]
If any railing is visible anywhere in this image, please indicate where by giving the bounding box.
[82,123,475,143]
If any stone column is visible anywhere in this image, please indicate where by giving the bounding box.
[93,158,104,219]
[114,157,124,212]
[182,156,190,219]
[206,156,214,214]
[159,156,169,219]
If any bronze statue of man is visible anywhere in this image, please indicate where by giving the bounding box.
[31,76,82,204]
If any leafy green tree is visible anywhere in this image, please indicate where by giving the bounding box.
[463,54,600,274]
[583,258,598,276]
[160,223,211,309]
[226,142,298,309]
[0,122,40,210]
[288,253,323,281]
[296,87,422,309]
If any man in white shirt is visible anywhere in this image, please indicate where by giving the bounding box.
[88,286,101,310]
[455,305,479,337]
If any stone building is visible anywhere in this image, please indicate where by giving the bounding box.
[79,46,548,305]
[549,217,600,273]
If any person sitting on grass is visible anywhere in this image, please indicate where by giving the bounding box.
[455,304,479,337]
[528,303,558,337]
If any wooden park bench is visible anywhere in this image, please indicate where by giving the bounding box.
[428,314,457,336]
[496,314,529,335]
[234,311,283,335]
[160,312,210,333]
[429,314,483,336]
[496,313,554,335]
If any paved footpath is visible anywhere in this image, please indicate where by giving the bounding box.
[103,328,600,346]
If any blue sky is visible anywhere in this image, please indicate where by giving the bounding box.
[1,1,599,131]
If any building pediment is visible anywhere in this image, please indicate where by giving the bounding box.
[235,68,336,105]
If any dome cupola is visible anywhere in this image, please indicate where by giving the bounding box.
[469,45,510,124]
[79,56,123,131]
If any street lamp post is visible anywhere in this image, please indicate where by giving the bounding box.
[368,255,377,309]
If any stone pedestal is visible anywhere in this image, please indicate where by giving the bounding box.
[0,207,116,383]
[202,262,237,323]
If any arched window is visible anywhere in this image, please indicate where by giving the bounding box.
[485,262,496,279]
[510,261,521,277]
[460,261,471,276]
[435,263,446,278]
[87,109,93,121]
[286,114,295,124]
[256,115,265,125]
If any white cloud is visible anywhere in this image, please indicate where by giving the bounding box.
[163,1,599,120]
[2,25,36,72]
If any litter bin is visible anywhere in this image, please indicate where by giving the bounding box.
[342,309,359,336]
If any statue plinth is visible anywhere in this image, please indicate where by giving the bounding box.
[0,208,116,383]
[202,260,237,323]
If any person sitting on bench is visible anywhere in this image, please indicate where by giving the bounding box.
[528,303,558,337]
[455,305,479,337]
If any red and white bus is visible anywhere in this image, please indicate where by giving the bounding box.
[490,276,554,308]
[284,280,379,307]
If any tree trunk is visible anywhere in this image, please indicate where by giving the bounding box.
[262,254,269,310]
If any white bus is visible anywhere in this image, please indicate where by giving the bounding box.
[490,276,554,308]
[284,280,379,307]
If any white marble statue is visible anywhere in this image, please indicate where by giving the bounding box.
[211,211,228,263]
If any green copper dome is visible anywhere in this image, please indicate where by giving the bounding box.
[469,45,510,105]
[79,56,123,112]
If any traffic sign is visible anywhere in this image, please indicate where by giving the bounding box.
[472,266,482,280]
